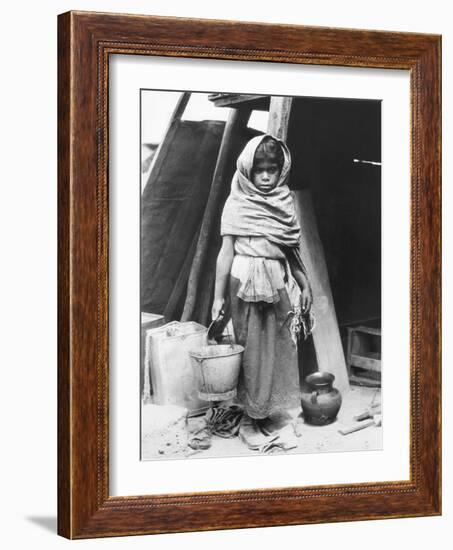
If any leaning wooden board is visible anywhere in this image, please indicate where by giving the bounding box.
[294,189,350,394]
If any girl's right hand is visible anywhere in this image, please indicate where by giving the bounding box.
[211,298,225,321]
[300,286,313,313]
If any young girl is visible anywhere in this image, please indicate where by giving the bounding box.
[212,134,313,448]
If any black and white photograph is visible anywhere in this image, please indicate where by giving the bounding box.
[140,89,382,460]
[1,0,446,545]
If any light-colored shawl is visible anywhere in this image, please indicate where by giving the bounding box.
[220,134,300,248]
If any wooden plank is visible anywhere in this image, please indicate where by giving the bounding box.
[268,96,293,140]
[208,93,269,110]
[350,353,382,372]
[349,373,381,388]
[354,325,382,336]
[294,190,350,394]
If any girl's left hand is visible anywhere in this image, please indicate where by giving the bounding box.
[211,298,225,321]
[300,287,313,313]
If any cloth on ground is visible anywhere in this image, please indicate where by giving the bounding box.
[257,423,300,454]
[239,414,301,454]
[188,405,244,450]
[204,405,244,438]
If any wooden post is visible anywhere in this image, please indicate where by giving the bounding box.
[181,107,251,321]
[294,189,350,394]
[268,96,293,140]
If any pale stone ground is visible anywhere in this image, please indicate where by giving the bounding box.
[141,385,382,461]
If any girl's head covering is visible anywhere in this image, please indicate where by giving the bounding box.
[236,134,291,190]
[221,134,300,248]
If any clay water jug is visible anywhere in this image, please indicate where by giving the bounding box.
[301,372,342,425]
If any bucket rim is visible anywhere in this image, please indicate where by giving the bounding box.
[189,344,244,359]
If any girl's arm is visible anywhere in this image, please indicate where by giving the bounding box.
[287,254,313,312]
[211,235,235,320]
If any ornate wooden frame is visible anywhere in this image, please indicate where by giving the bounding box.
[58,10,441,539]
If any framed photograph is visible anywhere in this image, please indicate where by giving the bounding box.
[58,11,441,538]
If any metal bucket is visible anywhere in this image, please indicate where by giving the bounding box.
[189,344,244,401]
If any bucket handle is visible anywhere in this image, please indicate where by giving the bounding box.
[207,311,235,349]
[224,322,235,350]
[206,318,217,344]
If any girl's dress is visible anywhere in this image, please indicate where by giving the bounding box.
[220,134,306,420]
[230,236,301,419]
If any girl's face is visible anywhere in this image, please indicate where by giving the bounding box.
[251,159,281,192]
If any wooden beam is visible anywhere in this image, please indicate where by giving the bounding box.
[181,107,251,321]
[208,93,269,110]
[294,189,350,394]
[268,96,293,141]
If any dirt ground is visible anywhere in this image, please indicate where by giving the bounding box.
[141,385,382,461]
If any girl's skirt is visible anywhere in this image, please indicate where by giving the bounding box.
[230,275,301,419]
